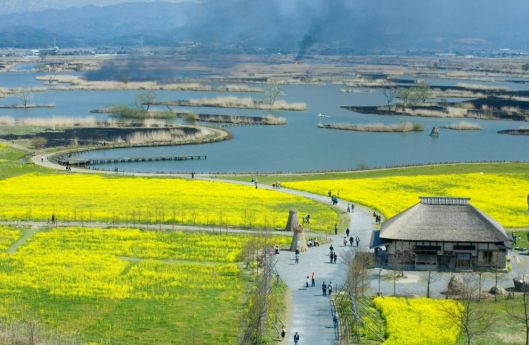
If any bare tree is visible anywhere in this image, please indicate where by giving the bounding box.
[263,82,285,105]
[440,276,495,345]
[389,250,414,296]
[506,272,529,345]
[16,87,33,106]
[133,90,157,111]
[425,268,440,298]
[382,86,398,110]
[345,251,373,297]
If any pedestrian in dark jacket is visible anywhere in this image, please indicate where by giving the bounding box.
[294,332,300,345]
[322,282,327,296]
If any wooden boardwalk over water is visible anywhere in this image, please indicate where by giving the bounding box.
[61,155,207,166]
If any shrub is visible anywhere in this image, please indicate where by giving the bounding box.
[185,112,199,121]
[31,137,47,149]
[412,123,424,131]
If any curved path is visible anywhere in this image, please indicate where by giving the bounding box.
[26,149,376,345]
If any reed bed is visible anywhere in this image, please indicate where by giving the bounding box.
[456,83,510,91]
[122,128,212,145]
[400,107,468,118]
[441,121,482,130]
[0,116,102,129]
[178,96,307,111]
[318,121,423,132]
[194,114,286,125]
[36,75,263,92]
[0,103,55,109]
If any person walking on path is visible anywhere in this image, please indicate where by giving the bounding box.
[191,172,195,178]
[328,282,333,296]
[322,282,327,296]
[346,228,350,238]
[351,203,355,212]
[349,236,354,246]
[306,276,310,289]
[51,214,55,225]
[333,313,339,328]
[302,216,306,224]
[343,237,347,246]
[311,272,315,287]
[281,327,286,341]
[306,214,310,225]
[295,253,299,264]
[294,332,300,345]
[347,203,350,212]
[330,252,334,263]
[356,236,360,247]
[333,252,337,264]
[334,223,338,235]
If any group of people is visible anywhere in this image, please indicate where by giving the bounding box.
[307,238,319,247]
[343,236,360,247]
[373,211,381,224]
[344,228,361,247]
[321,281,333,296]
[347,203,355,213]
[301,214,311,225]
[329,251,338,263]
[47,214,56,224]
[65,165,72,171]
[272,181,282,189]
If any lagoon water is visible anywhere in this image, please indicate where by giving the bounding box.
[1,71,528,173]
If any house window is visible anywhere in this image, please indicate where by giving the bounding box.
[483,252,493,264]
[457,253,471,267]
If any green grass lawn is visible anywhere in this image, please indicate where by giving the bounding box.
[0,144,50,180]
[219,162,529,184]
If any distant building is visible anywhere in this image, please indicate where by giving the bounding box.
[370,197,511,271]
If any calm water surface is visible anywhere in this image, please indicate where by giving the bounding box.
[1,71,528,173]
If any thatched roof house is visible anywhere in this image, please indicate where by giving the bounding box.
[370,197,511,271]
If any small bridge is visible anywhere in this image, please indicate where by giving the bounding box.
[59,155,207,166]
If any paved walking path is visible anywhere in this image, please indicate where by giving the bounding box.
[22,149,377,345]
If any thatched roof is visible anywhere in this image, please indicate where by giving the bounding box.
[380,197,508,243]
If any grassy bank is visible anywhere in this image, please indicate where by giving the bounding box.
[0,144,49,180]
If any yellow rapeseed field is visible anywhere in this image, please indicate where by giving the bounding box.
[285,173,529,228]
[373,297,460,345]
[0,227,290,344]
[0,173,338,231]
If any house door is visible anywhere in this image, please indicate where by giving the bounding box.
[456,253,471,268]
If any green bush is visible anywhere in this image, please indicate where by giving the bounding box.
[413,123,424,131]
[185,112,199,121]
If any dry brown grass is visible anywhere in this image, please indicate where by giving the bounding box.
[400,106,468,118]
[123,128,213,145]
[36,75,263,92]
[441,121,482,130]
[194,114,286,125]
[456,83,510,91]
[183,96,307,111]
[318,121,422,132]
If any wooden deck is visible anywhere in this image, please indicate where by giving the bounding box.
[61,155,207,165]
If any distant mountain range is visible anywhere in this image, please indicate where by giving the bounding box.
[0,0,528,51]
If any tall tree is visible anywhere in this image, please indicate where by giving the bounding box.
[263,82,285,105]
[382,86,398,110]
[133,90,157,111]
[16,87,33,106]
